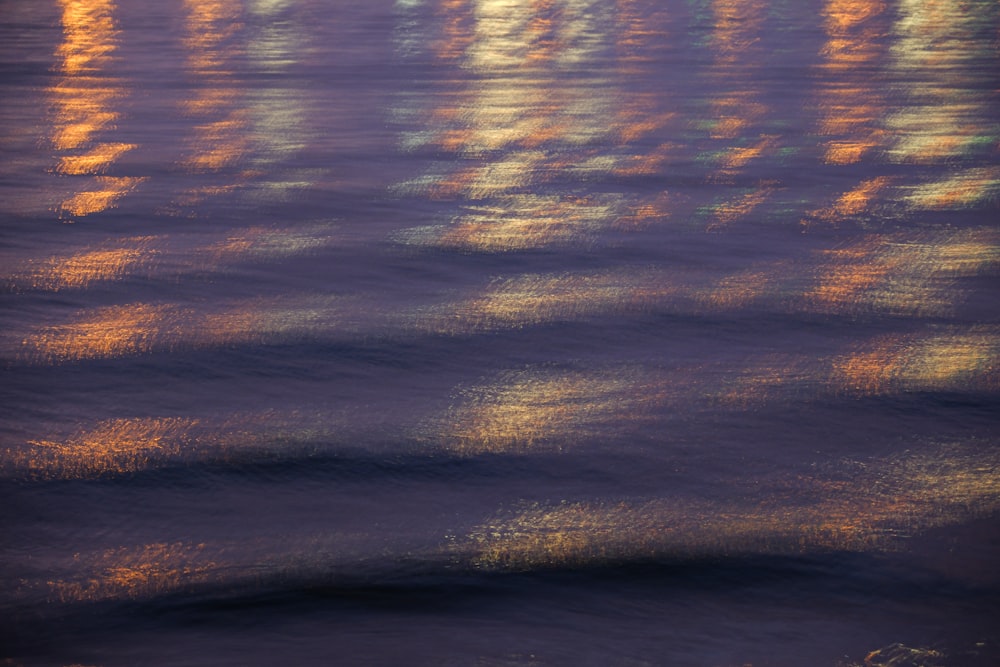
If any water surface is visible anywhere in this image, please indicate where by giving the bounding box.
[2,1,999,665]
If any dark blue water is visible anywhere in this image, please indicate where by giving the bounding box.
[2,1,999,665]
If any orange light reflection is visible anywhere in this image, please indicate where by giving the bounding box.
[5,411,347,480]
[705,181,777,231]
[803,176,894,227]
[905,167,1000,210]
[48,542,219,602]
[417,269,677,334]
[887,0,996,164]
[49,0,141,217]
[19,418,198,479]
[437,367,668,454]
[21,236,158,291]
[814,0,888,165]
[20,296,343,363]
[175,0,250,206]
[4,222,338,293]
[393,0,650,250]
[805,230,998,316]
[834,328,1000,394]
[463,443,1000,570]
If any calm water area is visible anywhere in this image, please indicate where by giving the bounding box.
[1,0,999,665]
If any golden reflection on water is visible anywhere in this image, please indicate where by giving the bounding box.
[201,222,338,262]
[4,222,338,293]
[697,266,780,310]
[463,443,1000,570]
[4,411,344,480]
[697,0,777,233]
[16,236,159,291]
[20,295,342,363]
[394,0,640,250]
[59,176,146,217]
[709,0,766,65]
[412,227,995,335]
[56,142,136,175]
[439,368,665,454]
[814,0,888,165]
[804,229,999,315]
[48,542,219,603]
[711,357,807,408]
[417,269,676,333]
[705,93,767,142]
[27,302,175,362]
[805,237,905,308]
[174,0,311,207]
[833,327,1000,394]
[710,328,999,406]
[49,0,145,218]
[16,418,198,479]
[32,441,1000,600]
[37,530,385,604]
[712,134,778,174]
[803,176,894,227]
[177,0,250,205]
[434,323,997,455]
[430,195,623,251]
[887,0,996,164]
[704,181,778,231]
[905,167,1000,211]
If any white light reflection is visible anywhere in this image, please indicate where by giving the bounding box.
[887,0,998,164]
[393,0,661,250]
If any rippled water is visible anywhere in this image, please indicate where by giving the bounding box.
[2,1,999,665]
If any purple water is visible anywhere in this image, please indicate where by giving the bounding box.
[2,1,999,665]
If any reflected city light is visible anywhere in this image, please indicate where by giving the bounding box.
[698,266,781,309]
[49,0,144,218]
[416,269,676,333]
[437,367,664,454]
[56,142,136,175]
[888,0,996,164]
[806,238,904,309]
[3,222,338,293]
[814,0,888,165]
[59,176,147,217]
[697,0,777,238]
[16,236,160,291]
[905,167,1000,210]
[462,442,1000,570]
[706,93,767,141]
[27,302,176,362]
[704,181,778,231]
[710,134,779,178]
[4,411,346,480]
[201,222,338,262]
[803,176,895,227]
[804,230,999,315]
[47,542,220,602]
[174,0,313,207]
[36,530,388,605]
[16,418,198,479]
[407,195,623,251]
[409,225,995,336]
[432,322,998,455]
[833,327,1000,394]
[709,0,766,64]
[392,0,637,249]
[20,295,344,363]
[243,0,312,198]
[3,3,999,662]
[175,0,250,207]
